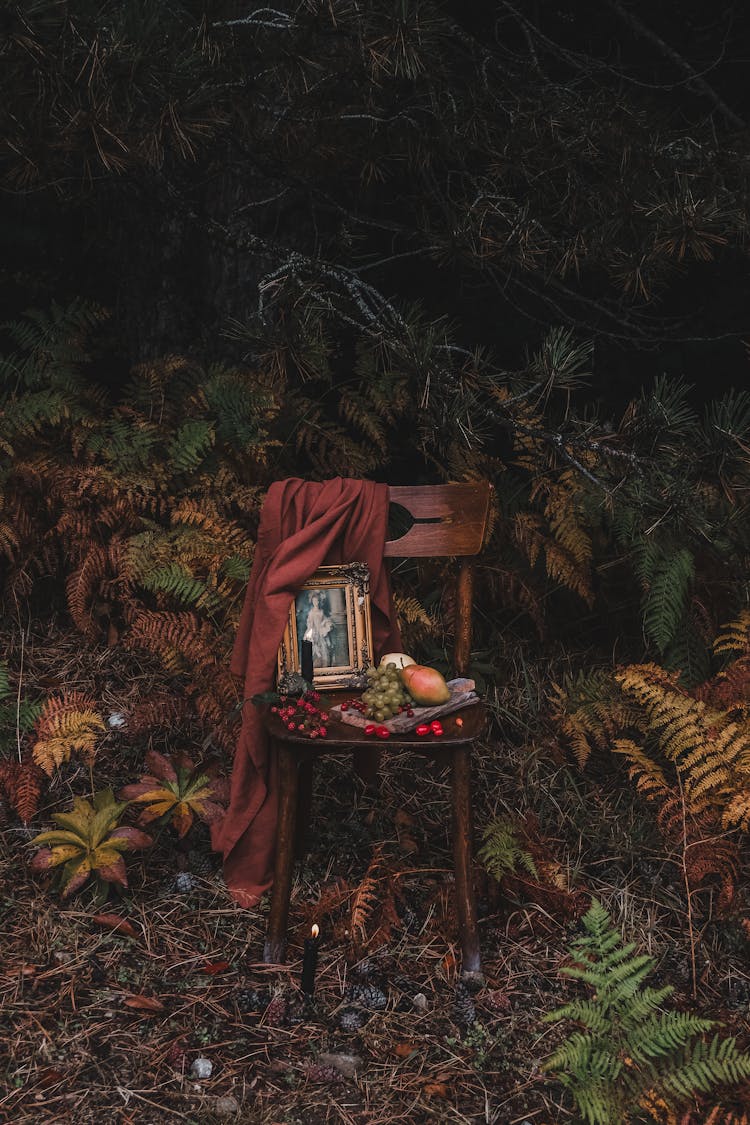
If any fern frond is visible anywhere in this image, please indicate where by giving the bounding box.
[642,548,695,654]
[350,847,383,945]
[543,900,750,1122]
[714,611,750,660]
[478,816,538,881]
[167,419,215,474]
[66,545,109,639]
[612,739,671,801]
[31,692,105,776]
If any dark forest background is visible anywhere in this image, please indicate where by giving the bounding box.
[3,0,750,398]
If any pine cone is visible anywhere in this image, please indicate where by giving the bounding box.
[306,1064,345,1084]
[727,978,750,1011]
[453,982,476,1026]
[400,905,419,932]
[337,1006,366,1031]
[656,948,695,990]
[173,872,196,894]
[236,987,266,1013]
[187,850,215,878]
[345,982,387,1011]
[393,975,422,994]
[483,989,512,1013]
[264,993,289,1027]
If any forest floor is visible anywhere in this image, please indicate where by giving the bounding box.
[1,625,750,1124]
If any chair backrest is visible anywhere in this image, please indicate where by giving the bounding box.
[385,482,492,557]
[384,482,493,676]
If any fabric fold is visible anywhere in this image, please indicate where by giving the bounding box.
[212,477,401,906]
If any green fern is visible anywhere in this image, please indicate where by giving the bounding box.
[0,662,10,702]
[203,366,278,452]
[0,300,106,390]
[220,555,252,582]
[139,563,221,611]
[478,816,538,881]
[543,900,750,1124]
[167,420,215,473]
[638,545,695,654]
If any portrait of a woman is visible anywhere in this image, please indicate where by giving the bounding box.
[304,591,334,667]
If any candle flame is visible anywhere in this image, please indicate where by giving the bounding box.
[311,923,319,938]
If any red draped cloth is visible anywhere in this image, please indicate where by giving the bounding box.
[212,478,401,906]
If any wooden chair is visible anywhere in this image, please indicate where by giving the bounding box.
[262,482,492,984]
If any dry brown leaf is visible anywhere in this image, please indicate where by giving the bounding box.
[92,913,139,939]
[123,994,165,1012]
[36,1067,65,1088]
[398,834,419,854]
[393,1042,419,1059]
[423,1081,449,1099]
[394,808,414,828]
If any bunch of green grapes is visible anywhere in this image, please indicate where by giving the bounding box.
[361,663,414,721]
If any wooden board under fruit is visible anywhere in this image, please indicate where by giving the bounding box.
[329,678,479,733]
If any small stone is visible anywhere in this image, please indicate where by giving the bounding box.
[317,1052,361,1079]
[412,992,429,1013]
[212,1094,240,1117]
[107,711,126,729]
[190,1057,213,1079]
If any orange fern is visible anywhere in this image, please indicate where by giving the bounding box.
[32,692,105,776]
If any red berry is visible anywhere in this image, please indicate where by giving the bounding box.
[415,724,430,737]
[430,721,442,732]
[287,722,296,730]
[319,726,327,737]
[375,726,390,739]
[341,704,349,712]
[406,709,414,717]
[364,724,377,736]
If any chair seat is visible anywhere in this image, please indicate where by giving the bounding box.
[263,693,486,752]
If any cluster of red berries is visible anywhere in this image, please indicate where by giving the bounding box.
[364,723,391,739]
[339,698,367,715]
[416,720,444,737]
[358,718,446,740]
[271,691,329,739]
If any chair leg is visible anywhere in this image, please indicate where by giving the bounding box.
[295,759,314,860]
[450,746,484,985]
[264,743,299,964]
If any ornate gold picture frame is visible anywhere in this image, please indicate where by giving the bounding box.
[277,562,373,692]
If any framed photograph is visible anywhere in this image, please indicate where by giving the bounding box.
[277,562,373,692]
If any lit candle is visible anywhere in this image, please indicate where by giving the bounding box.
[301,923,320,995]
[301,639,314,685]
